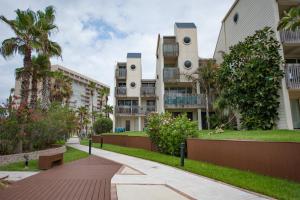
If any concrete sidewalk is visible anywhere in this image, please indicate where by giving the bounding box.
[68,141,270,200]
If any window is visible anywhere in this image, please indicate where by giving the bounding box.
[183,36,191,44]
[118,82,126,87]
[130,82,136,88]
[130,65,136,70]
[233,13,239,24]
[184,60,192,69]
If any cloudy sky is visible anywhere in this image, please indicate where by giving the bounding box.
[0,0,234,104]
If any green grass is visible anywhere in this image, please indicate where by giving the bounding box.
[81,139,300,200]
[197,129,300,142]
[103,130,300,142]
[0,146,88,171]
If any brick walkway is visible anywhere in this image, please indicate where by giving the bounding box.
[0,156,121,200]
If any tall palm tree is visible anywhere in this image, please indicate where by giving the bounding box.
[103,105,113,118]
[36,6,62,109]
[185,59,217,129]
[99,87,110,112]
[30,54,49,108]
[50,71,73,104]
[278,6,300,31]
[0,9,39,107]
[76,106,88,135]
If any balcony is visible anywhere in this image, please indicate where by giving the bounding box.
[163,43,179,57]
[115,106,143,115]
[163,67,179,82]
[145,105,156,114]
[164,94,205,108]
[115,68,127,79]
[141,87,156,97]
[280,30,300,44]
[115,87,127,97]
[285,64,300,89]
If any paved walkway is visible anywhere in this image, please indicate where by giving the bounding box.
[69,140,270,200]
[0,171,39,181]
[0,155,121,200]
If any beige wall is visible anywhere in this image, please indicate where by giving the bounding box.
[213,0,293,129]
[126,57,142,97]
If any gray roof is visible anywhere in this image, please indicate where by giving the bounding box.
[175,22,196,29]
[127,53,141,58]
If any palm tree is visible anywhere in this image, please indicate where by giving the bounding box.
[278,7,300,31]
[76,106,88,135]
[0,9,39,107]
[103,105,113,118]
[185,59,217,129]
[99,87,110,113]
[8,88,15,115]
[50,71,73,104]
[36,6,62,109]
[30,54,49,108]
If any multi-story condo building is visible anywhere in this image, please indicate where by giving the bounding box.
[213,0,300,129]
[114,23,209,132]
[113,53,157,131]
[14,64,110,113]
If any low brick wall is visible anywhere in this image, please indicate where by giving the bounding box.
[187,139,300,183]
[92,135,156,151]
[0,145,66,166]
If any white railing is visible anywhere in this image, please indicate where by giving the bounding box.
[285,64,300,89]
[141,87,156,96]
[280,30,300,44]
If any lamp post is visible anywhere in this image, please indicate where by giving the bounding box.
[180,142,185,167]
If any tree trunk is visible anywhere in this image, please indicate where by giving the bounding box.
[41,77,49,110]
[205,88,210,130]
[91,92,94,135]
[20,48,32,107]
[30,69,38,109]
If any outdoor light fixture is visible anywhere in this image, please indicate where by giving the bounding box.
[24,154,29,169]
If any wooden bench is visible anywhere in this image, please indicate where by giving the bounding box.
[38,153,64,170]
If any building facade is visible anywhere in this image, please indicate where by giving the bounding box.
[14,64,110,113]
[213,0,300,129]
[113,23,210,132]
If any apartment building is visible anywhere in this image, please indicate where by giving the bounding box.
[14,64,110,113]
[113,23,210,132]
[113,53,156,131]
[213,0,300,129]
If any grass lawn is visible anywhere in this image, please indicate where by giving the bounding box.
[81,139,300,200]
[0,146,88,171]
[197,129,300,142]
[104,130,300,142]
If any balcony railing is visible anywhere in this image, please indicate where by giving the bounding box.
[163,43,179,57]
[164,94,206,108]
[115,68,127,79]
[285,64,300,89]
[115,87,127,96]
[280,30,300,44]
[145,105,156,114]
[141,87,156,97]
[115,106,143,115]
[163,67,179,82]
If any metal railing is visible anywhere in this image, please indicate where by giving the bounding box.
[164,94,206,108]
[163,67,179,82]
[115,105,156,115]
[115,68,127,79]
[163,43,179,57]
[280,30,300,44]
[285,63,300,89]
[115,87,127,96]
[145,105,156,113]
[141,87,156,96]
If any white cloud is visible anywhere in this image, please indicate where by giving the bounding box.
[0,0,234,104]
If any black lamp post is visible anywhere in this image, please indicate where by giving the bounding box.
[24,154,29,169]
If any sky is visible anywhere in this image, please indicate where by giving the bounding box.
[0,0,235,104]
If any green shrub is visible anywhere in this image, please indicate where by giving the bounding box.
[0,118,20,154]
[93,117,112,134]
[146,112,197,156]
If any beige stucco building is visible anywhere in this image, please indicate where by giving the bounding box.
[213,0,300,129]
[113,23,210,132]
[14,64,110,113]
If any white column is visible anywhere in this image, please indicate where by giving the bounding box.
[198,109,202,130]
[138,116,142,131]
